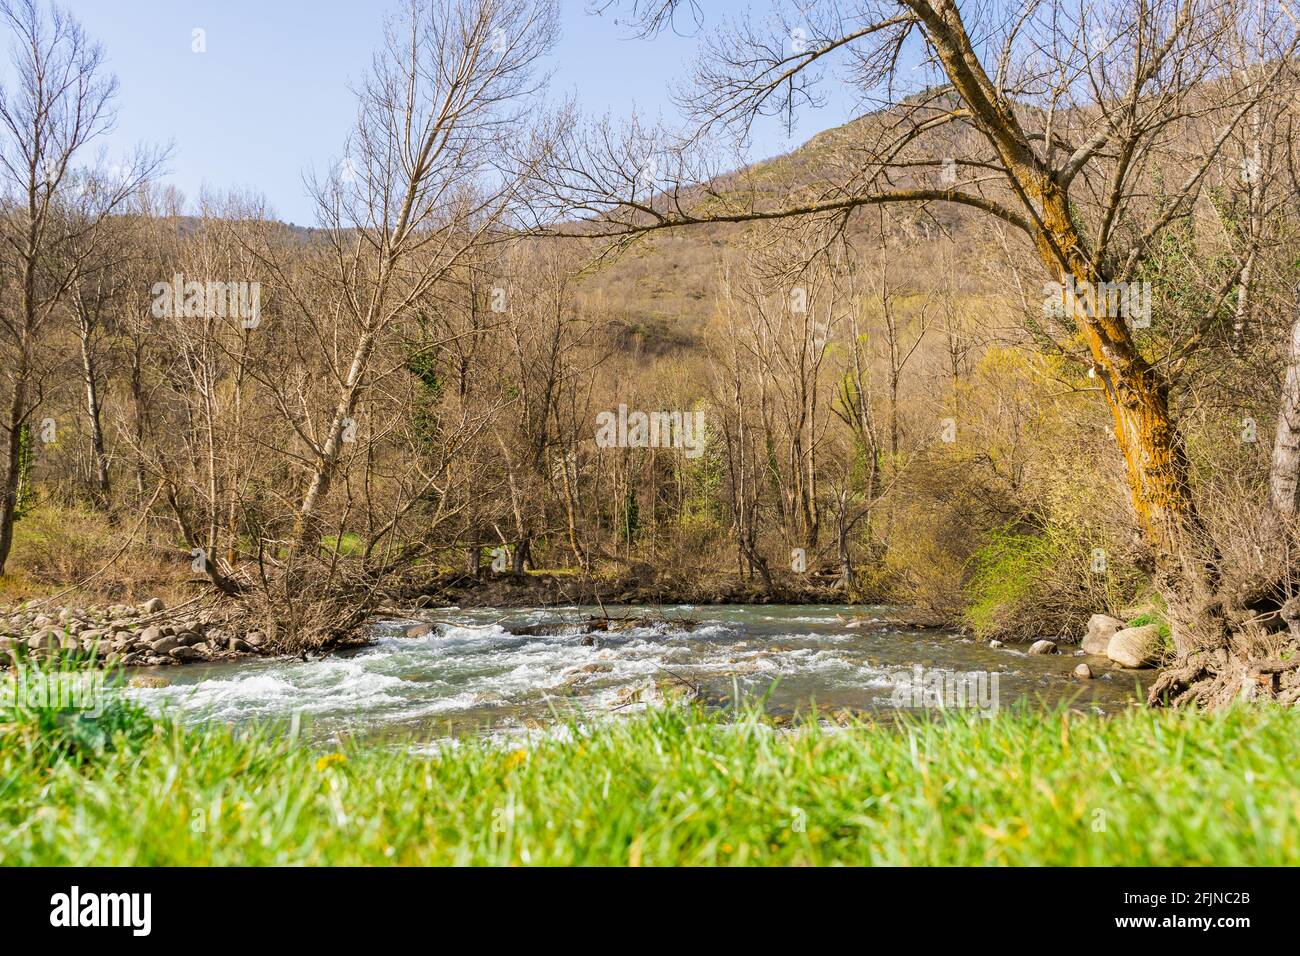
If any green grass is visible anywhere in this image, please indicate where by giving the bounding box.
[320,532,364,556]
[2,678,1299,865]
[1128,611,1174,647]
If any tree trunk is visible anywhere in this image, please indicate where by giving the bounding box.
[0,362,30,577]
[1066,269,1223,656]
[512,536,531,575]
[836,490,853,589]
[79,325,111,507]
[290,329,376,555]
[1265,283,1300,523]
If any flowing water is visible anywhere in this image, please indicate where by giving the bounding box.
[121,605,1143,747]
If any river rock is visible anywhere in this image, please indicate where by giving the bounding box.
[150,635,182,655]
[140,625,162,645]
[1028,639,1058,655]
[1083,614,1124,655]
[404,623,435,638]
[1106,624,1163,669]
[169,645,204,662]
[244,631,265,647]
[1074,663,1093,679]
[988,639,1004,648]
[228,637,255,653]
[176,631,204,647]
[565,662,613,676]
[27,629,62,652]
[140,598,166,615]
[128,675,169,689]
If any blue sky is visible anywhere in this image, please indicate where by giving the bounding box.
[52,0,857,225]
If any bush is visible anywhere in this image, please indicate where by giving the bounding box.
[963,523,1142,641]
[0,662,155,767]
[1128,610,1173,648]
[5,500,187,604]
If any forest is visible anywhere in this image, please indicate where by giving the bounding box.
[0,0,1298,719]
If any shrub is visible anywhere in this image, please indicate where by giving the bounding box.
[963,523,1142,641]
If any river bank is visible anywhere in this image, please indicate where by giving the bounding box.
[0,567,909,672]
[3,695,1296,865]
[403,569,858,610]
[0,598,270,669]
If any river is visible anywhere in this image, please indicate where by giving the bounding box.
[123,604,1142,746]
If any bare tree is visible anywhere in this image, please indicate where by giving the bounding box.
[0,0,163,574]
[269,0,557,560]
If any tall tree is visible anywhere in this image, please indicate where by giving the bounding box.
[0,0,162,574]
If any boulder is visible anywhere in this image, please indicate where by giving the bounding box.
[140,598,166,615]
[176,631,204,647]
[1082,614,1124,655]
[1028,639,1058,655]
[1106,624,1163,669]
[988,639,1004,648]
[1074,663,1093,680]
[404,623,435,638]
[140,625,163,645]
[169,645,204,662]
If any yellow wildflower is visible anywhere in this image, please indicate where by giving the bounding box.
[503,749,528,770]
[315,752,348,772]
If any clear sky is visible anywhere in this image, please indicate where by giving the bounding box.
[51,0,857,225]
